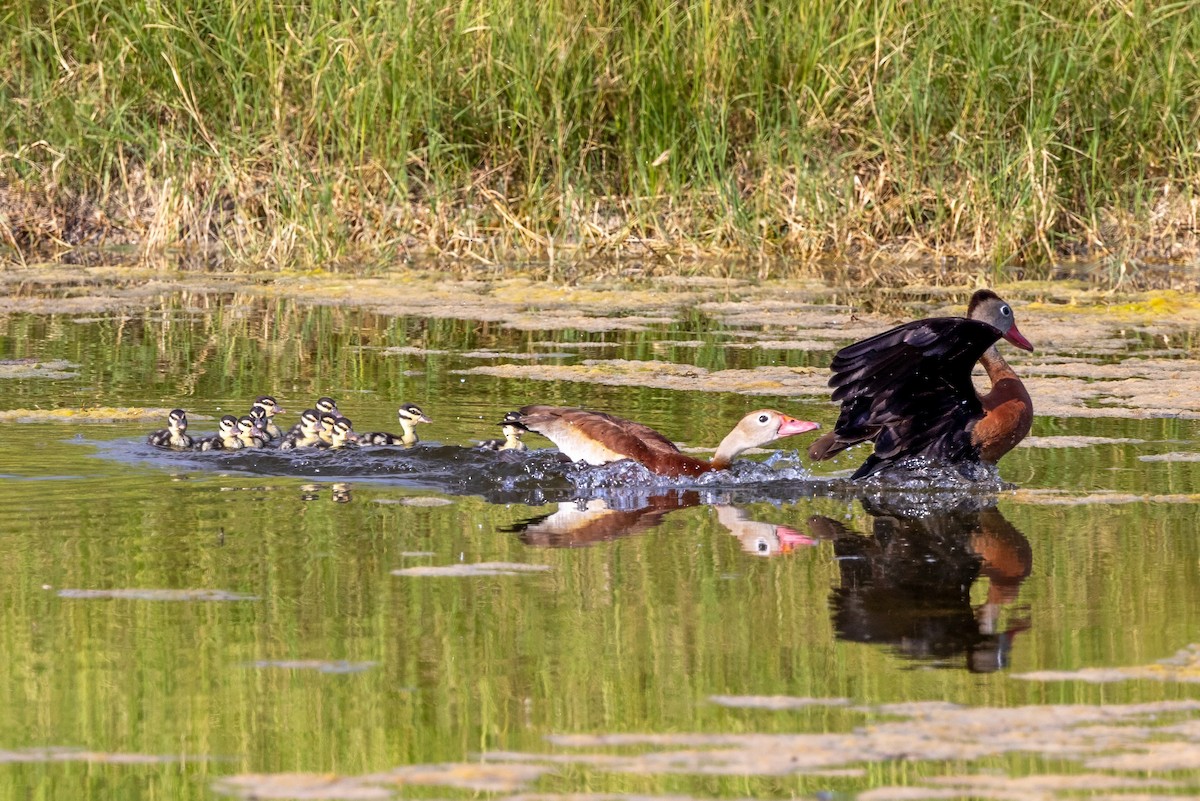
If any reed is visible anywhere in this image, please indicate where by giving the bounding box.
[2,0,1198,277]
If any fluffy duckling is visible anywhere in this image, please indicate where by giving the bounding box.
[359,403,432,447]
[477,422,527,452]
[287,396,339,437]
[279,409,326,450]
[251,395,286,439]
[328,417,358,449]
[247,406,276,443]
[147,409,194,450]
[237,415,269,448]
[194,415,242,451]
[317,412,341,445]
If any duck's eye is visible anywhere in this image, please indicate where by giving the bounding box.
[1000,305,1011,316]
[758,414,769,424]
[754,537,771,554]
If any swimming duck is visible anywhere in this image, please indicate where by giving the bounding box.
[194,415,242,451]
[328,417,358,449]
[359,403,432,446]
[505,406,820,479]
[251,395,286,439]
[287,397,339,437]
[316,412,341,445]
[237,415,269,448]
[247,406,275,442]
[279,409,326,450]
[147,409,194,450]
[477,422,527,452]
[807,289,1034,479]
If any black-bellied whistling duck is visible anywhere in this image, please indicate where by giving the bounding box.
[147,409,194,450]
[808,289,1034,479]
[359,403,432,446]
[505,406,820,479]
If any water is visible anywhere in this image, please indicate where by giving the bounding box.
[1,281,1199,799]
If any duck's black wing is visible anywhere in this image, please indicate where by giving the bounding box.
[812,317,1003,478]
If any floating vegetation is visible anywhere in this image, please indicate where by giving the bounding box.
[1016,644,1200,684]
[244,660,377,674]
[214,763,551,799]
[0,406,179,423]
[391,562,552,577]
[708,695,852,710]
[58,588,258,601]
[0,359,79,380]
[1020,436,1146,448]
[1139,452,1200,462]
[0,748,198,765]
[1014,490,1200,506]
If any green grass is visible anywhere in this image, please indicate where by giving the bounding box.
[2,0,1199,275]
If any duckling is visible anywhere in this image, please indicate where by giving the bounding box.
[237,415,269,448]
[317,412,341,445]
[147,409,194,450]
[477,422,527,452]
[328,417,358,449]
[251,395,286,439]
[194,415,242,451]
[359,403,432,446]
[279,409,326,450]
[287,396,339,437]
[247,406,276,443]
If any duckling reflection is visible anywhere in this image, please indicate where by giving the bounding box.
[807,499,1031,673]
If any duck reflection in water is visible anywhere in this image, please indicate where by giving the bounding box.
[808,498,1031,673]
[506,491,815,555]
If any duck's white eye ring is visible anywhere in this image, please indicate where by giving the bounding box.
[1000,305,1011,316]
[758,414,769,423]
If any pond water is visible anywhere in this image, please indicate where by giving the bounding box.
[1,274,1200,800]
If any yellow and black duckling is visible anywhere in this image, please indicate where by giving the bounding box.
[317,412,341,445]
[477,422,527,452]
[148,409,194,450]
[237,415,269,448]
[194,415,242,451]
[279,408,326,450]
[287,396,339,437]
[328,417,358,449]
[251,395,286,439]
[359,402,432,446]
[247,406,276,443]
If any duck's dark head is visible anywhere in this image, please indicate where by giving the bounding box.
[968,290,1034,352]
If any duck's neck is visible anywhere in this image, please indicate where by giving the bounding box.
[400,420,418,445]
[980,345,1019,384]
[711,431,750,470]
